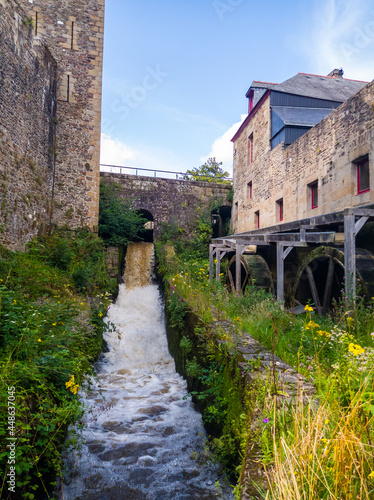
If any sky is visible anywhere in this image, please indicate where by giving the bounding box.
[100,0,374,177]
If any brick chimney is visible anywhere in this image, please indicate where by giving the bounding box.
[327,68,344,78]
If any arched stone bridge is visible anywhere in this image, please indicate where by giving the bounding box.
[100,172,232,239]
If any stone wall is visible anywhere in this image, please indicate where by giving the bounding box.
[20,0,104,231]
[232,81,374,233]
[0,0,104,250]
[101,173,232,238]
[0,0,57,248]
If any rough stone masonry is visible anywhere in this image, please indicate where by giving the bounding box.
[0,0,104,249]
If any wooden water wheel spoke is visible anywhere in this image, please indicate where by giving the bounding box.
[228,269,235,291]
[306,265,322,314]
[322,257,335,310]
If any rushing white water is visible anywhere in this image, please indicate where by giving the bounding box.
[60,243,232,499]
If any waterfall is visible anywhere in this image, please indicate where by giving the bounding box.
[59,243,232,499]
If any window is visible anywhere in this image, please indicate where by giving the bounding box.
[248,134,253,164]
[247,180,252,199]
[357,156,370,194]
[276,198,283,221]
[255,210,260,229]
[309,181,318,209]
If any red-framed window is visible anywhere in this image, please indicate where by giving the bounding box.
[309,181,318,209]
[357,156,370,194]
[249,134,253,164]
[247,180,252,199]
[276,198,283,221]
[255,210,260,229]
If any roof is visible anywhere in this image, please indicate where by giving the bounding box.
[249,73,368,102]
[272,106,333,128]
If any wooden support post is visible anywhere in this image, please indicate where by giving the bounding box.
[209,244,214,282]
[277,243,293,304]
[344,214,356,303]
[276,243,284,303]
[323,257,335,311]
[306,265,322,314]
[235,243,241,295]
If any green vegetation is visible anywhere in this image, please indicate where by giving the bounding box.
[0,229,114,499]
[156,240,374,499]
[185,157,231,183]
[99,179,146,246]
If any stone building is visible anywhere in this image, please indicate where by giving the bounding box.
[210,70,374,309]
[0,0,104,249]
[231,70,371,233]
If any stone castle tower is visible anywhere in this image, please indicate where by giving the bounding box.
[0,0,105,249]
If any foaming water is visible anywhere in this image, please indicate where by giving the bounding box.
[60,246,232,499]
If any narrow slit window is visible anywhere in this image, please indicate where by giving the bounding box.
[309,181,318,209]
[277,198,283,221]
[357,156,370,194]
[255,210,260,229]
[247,180,252,199]
[249,134,253,164]
[71,21,74,50]
[35,12,38,35]
[66,74,70,102]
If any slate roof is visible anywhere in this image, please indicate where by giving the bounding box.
[272,106,333,128]
[248,73,368,102]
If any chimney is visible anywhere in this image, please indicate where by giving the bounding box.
[328,68,344,78]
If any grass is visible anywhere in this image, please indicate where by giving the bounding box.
[0,229,115,499]
[156,243,374,499]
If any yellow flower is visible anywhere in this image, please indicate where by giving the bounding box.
[52,323,57,326]
[80,302,84,306]
[98,312,103,317]
[348,343,365,356]
[307,320,320,329]
[368,471,374,479]
[37,338,42,342]
[65,375,79,395]
[304,304,313,312]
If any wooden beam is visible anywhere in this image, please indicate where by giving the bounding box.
[323,257,335,311]
[355,216,369,235]
[235,243,241,295]
[344,214,356,303]
[306,265,322,314]
[345,208,374,217]
[276,243,294,303]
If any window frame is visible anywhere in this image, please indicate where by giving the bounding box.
[247,180,252,199]
[276,198,283,222]
[248,134,253,164]
[356,156,370,195]
[255,210,260,229]
[309,180,318,209]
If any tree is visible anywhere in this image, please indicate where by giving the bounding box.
[185,157,230,183]
[99,180,146,246]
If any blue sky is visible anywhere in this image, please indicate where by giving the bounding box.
[100,0,374,176]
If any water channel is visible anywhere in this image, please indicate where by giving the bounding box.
[60,243,233,499]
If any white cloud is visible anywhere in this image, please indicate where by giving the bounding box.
[307,0,374,82]
[100,133,191,177]
[201,115,246,176]
[100,133,137,166]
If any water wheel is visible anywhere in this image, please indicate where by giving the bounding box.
[293,246,374,313]
[226,254,274,294]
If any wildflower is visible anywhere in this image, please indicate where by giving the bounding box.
[98,312,103,317]
[304,304,313,312]
[37,338,42,342]
[52,322,57,326]
[65,375,79,395]
[263,418,269,423]
[368,471,374,479]
[171,285,174,292]
[348,342,365,356]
